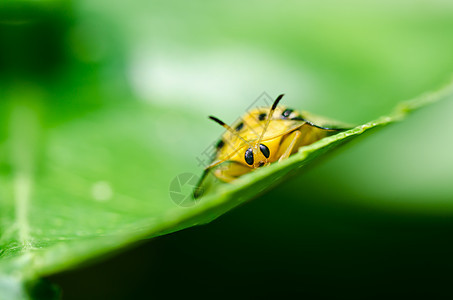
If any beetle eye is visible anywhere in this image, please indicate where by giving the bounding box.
[259,144,270,158]
[244,148,254,165]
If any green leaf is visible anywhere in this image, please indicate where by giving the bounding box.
[0,81,452,298]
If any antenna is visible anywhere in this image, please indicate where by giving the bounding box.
[257,94,284,146]
[208,116,252,147]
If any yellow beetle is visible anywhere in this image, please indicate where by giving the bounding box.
[194,94,346,197]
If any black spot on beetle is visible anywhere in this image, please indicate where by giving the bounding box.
[235,122,244,131]
[258,113,267,121]
[216,139,225,149]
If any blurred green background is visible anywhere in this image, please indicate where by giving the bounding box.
[1,0,453,298]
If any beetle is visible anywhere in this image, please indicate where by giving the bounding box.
[194,94,346,198]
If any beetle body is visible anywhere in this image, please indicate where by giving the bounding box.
[194,94,345,197]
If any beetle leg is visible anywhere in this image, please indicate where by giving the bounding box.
[214,161,251,182]
[277,130,302,162]
[213,169,238,182]
[195,161,250,198]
